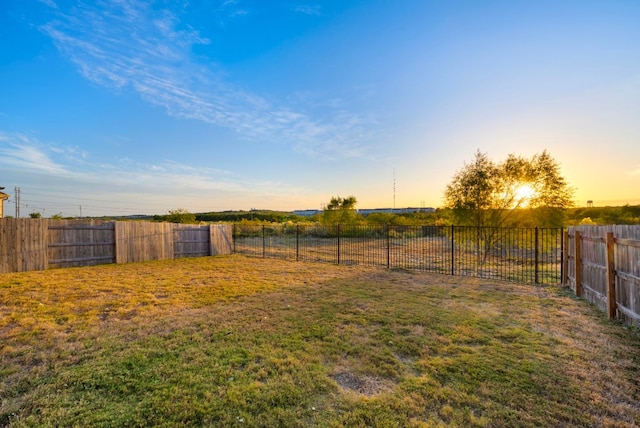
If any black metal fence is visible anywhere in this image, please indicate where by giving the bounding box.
[233,224,564,284]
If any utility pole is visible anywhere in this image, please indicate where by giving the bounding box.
[14,186,20,218]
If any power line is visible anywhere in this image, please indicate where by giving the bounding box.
[11,189,253,218]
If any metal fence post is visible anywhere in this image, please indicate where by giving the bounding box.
[561,228,566,285]
[534,227,540,284]
[337,224,341,265]
[262,225,266,258]
[232,223,236,254]
[450,225,455,276]
[386,224,390,269]
[296,224,300,261]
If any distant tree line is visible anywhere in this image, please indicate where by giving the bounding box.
[564,205,640,225]
[153,209,303,224]
[26,205,640,226]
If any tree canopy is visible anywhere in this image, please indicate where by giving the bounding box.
[444,150,574,228]
[322,195,360,224]
[326,196,357,211]
[164,208,197,224]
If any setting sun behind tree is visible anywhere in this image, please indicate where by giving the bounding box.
[514,183,536,208]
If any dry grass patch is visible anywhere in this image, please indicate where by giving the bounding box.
[1,255,640,427]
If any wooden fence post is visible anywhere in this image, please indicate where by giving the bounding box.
[606,232,617,320]
[114,221,122,264]
[575,231,583,297]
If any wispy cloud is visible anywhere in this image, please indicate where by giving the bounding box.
[40,0,369,160]
[0,133,68,174]
[628,165,640,176]
[38,0,57,8]
[0,132,303,198]
[293,5,322,16]
[215,0,250,19]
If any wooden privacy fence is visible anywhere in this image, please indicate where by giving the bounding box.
[565,225,640,328]
[0,218,233,273]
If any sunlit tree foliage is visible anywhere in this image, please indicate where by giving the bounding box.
[444,150,574,228]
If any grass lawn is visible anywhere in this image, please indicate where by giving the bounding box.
[1,255,640,427]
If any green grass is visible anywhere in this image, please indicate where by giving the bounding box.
[1,255,640,427]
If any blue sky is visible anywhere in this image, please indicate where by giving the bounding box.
[1,0,639,217]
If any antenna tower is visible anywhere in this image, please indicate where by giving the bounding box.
[393,169,396,209]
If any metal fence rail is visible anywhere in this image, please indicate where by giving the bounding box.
[233,224,564,284]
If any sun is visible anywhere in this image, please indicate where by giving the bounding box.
[514,183,536,206]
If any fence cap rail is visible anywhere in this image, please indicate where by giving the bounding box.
[48,224,115,230]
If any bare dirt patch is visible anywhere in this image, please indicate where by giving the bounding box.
[331,370,393,396]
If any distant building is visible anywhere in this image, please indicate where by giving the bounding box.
[0,187,8,218]
[292,207,435,217]
[292,209,323,217]
[357,207,435,216]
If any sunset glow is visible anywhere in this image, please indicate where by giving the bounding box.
[514,184,536,207]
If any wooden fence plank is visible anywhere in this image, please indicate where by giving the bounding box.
[0,218,49,273]
[115,221,174,263]
[210,224,233,255]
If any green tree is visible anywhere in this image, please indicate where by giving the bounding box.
[29,212,42,219]
[444,150,502,228]
[326,195,357,210]
[322,195,360,224]
[165,208,197,224]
